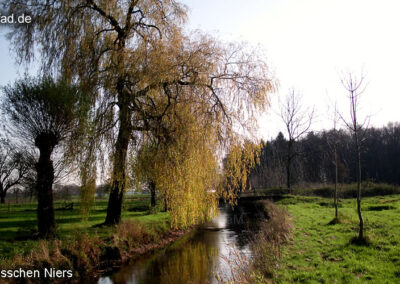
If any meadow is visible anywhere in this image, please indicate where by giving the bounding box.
[1,187,400,283]
[0,195,169,261]
[271,194,400,283]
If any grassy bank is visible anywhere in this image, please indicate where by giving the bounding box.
[269,195,400,283]
[0,195,185,282]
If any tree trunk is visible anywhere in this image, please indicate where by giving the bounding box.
[286,141,293,193]
[0,190,5,204]
[164,196,168,212]
[29,188,34,202]
[35,133,57,238]
[286,162,291,193]
[105,89,131,225]
[149,180,156,208]
[334,148,338,220]
[356,146,364,240]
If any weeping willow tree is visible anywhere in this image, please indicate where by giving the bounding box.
[159,126,219,229]
[134,105,220,228]
[221,140,262,205]
[5,0,188,225]
[5,0,275,225]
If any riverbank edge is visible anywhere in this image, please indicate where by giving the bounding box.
[225,199,294,283]
[0,222,192,284]
[95,227,191,278]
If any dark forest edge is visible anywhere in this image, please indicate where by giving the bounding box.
[250,122,400,188]
[246,182,400,199]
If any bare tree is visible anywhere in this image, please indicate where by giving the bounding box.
[326,102,340,221]
[340,72,369,241]
[0,141,32,204]
[279,90,314,192]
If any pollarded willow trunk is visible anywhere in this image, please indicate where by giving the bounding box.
[35,133,57,238]
[105,91,131,225]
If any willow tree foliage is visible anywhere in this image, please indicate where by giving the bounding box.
[5,0,275,225]
[134,105,220,228]
[69,104,99,221]
[221,140,262,204]
[1,76,89,238]
[131,143,158,208]
[79,141,97,221]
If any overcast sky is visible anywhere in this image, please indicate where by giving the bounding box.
[1,0,400,140]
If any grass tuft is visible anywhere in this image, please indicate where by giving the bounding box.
[114,220,152,249]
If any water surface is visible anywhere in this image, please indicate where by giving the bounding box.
[98,200,264,284]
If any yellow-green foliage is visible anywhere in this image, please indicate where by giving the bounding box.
[221,139,261,204]
[80,154,97,222]
[80,171,96,222]
[134,106,219,229]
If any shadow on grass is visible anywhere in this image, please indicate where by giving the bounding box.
[366,205,396,211]
[350,235,371,246]
[92,222,109,228]
[327,217,342,225]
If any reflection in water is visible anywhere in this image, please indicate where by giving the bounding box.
[98,201,263,284]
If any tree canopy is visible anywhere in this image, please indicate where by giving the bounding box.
[4,0,275,226]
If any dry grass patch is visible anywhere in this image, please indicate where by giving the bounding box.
[251,201,293,279]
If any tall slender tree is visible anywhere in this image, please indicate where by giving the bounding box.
[326,102,340,221]
[340,72,369,241]
[279,89,313,192]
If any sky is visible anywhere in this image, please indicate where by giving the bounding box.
[1,0,400,140]
[179,0,400,140]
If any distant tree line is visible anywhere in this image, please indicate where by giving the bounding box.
[250,122,400,189]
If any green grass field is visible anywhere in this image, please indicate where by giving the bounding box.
[1,190,400,283]
[0,195,169,260]
[273,195,400,283]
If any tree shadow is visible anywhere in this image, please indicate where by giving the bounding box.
[327,217,342,225]
[350,235,371,246]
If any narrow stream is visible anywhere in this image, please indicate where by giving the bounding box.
[98,200,265,284]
